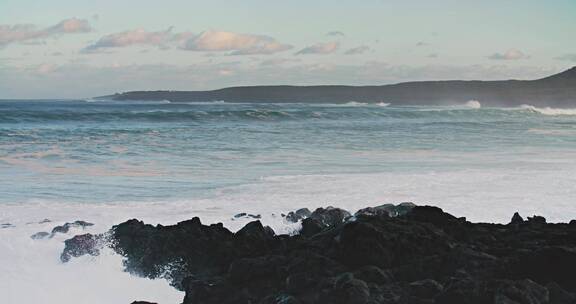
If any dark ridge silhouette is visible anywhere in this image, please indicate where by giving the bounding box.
[100,67,576,107]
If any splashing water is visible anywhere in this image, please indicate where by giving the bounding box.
[3,99,576,303]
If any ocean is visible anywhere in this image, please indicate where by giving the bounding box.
[2,99,576,303]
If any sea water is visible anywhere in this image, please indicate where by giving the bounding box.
[2,99,576,303]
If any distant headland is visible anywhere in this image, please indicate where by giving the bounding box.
[100,67,576,107]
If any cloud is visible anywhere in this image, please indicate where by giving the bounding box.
[83,29,292,55]
[47,18,92,34]
[488,49,529,60]
[259,57,300,66]
[180,30,292,55]
[326,31,345,37]
[296,41,339,55]
[0,18,92,47]
[83,28,175,53]
[344,46,370,55]
[555,54,576,62]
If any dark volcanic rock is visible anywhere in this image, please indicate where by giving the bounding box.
[510,212,524,225]
[285,208,312,223]
[233,213,261,219]
[355,202,416,218]
[301,206,350,236]
[60,233,104,262]
[30,231,51,239]
[51,220,94,235]
[74,205,576,304]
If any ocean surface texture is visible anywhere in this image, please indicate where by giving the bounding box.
[1,99,576,303]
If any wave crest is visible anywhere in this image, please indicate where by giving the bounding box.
[520,105,576,116]
[465,100,482,109]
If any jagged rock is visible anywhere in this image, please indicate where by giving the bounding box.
[355,202,416,218]
[30,231,50,239]
[60,233,103,262]
[79,204,576,304]
[510,212,524,225]
[527,215,547,225]
[285,208,312,223]
[300,206,351,236]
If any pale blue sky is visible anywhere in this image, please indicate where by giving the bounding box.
[1,0,575,98]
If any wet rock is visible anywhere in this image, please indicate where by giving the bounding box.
[51,220,94,235]
[30,231,51,240]
[408,279,443,298]
[285,208,311,223]
[355,202,416,218]
[300,206,350,236]
[310,206,351,226]
[236,220,275,239]
[233,213,261,219]
[60,233,103,262]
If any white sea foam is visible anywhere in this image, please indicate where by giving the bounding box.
[520,104,576,116]
[3,155,576,304]
[376,102,391,107]
[465,100,482,109]
[344,101,368,106]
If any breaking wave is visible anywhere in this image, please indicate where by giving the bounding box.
[519,105,576,116]
[465,100,482,109]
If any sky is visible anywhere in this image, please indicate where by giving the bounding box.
[1,0,575,98]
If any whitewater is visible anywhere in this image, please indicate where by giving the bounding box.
[2,99,576,303]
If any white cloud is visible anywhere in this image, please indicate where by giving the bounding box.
[47,18,92,34]
[488,49,529,60]
[259,57,300,66]
[344,46,370,55]
[296,41,339,55]
[180,30,292,55]
[0,18,92,47]
[83,29,292,55]
[83,28,175,53]
[326,31,345,37]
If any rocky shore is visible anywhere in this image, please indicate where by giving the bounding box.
[60,204,576,304]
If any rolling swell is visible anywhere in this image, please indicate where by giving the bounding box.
[0,100,574,124]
